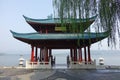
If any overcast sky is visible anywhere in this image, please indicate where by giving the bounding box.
[0,0,119,54]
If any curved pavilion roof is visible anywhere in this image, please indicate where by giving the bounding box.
[23,15,97,33]
[11,30,109,49]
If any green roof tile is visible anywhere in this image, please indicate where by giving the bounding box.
[11,30,109,40]
[23,15,97,24]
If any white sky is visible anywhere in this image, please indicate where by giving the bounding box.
[0,0,119,54]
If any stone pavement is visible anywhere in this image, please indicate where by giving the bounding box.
[1,68,120,80]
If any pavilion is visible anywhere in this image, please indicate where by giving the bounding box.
[11,15,109,69]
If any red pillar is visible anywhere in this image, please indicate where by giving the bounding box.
[40,30,42,33]
[88,45,91,62]
[43,48,45,62]
[31,46,34,62]
[45,48,49,62]
[40,48,43,61]
[70,49,73,61]
[35,47,38,61]
[40,48,42,61]
[74,48,77,62]
[46,29,48,34]
[84,46,87,64]
[49,49,52,57]
[78,48,82,62]
[73,49,75,61]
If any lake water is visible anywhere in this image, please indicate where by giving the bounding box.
[0,50,120,67]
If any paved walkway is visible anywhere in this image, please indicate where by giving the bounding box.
[41,69,120,80]
[1,68,120,80]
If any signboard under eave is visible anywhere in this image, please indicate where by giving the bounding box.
[55,27,67,32]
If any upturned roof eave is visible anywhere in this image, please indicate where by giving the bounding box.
[10,30,109,40]
[10,30,110,48]
[23,15,97,24]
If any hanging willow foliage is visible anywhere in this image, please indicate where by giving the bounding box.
[53,0,120,47]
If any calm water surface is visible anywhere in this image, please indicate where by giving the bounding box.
[0,50,120,66]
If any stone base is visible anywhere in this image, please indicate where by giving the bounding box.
[25,60,52,69]
[69,60,96,69]
[69,64,96,69]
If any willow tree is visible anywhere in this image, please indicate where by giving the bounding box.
[53,0,120,47]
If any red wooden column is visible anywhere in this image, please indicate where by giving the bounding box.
[40,30,42,33]
[88,45,91,62]
[73,49,75,62]
[49,49,53,64]
[84,46,87,64]
[74,48,77,62]
[49,49,52,57]
[40,48,41,61]
[35,47,38,61]
[46,29,48,34]
[31,46,34,62]
[78,48,83,62]
[40,48,44,61]
[49,49,52,61]
[42,48,45,62]
[45,48,49,62]
[70,49,73,61]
